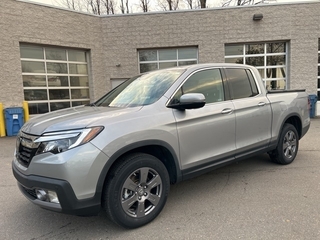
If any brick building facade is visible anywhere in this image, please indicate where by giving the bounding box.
[1,0,319,115]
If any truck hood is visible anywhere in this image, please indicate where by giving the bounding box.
[21,106,141,135]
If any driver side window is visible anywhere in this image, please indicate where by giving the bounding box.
[171,69,224,104]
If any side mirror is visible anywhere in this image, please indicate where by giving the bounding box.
[168,93,206,110]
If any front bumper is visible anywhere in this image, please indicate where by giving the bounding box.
[12,163,101,216]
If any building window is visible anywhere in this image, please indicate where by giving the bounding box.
[20,44,90,115]
[225,42,287,90]
[138,47,198,73]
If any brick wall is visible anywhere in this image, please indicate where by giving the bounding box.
[102,3,320,94]
[0,0,106,108]
[1,0,320,108]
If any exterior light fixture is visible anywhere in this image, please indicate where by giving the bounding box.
[253,13,263,21]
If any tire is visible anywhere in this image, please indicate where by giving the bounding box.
[269,123,299,165]
[103,153,170,228]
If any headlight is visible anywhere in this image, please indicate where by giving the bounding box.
[35,126,103,155]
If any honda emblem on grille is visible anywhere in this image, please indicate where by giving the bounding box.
[20,137,33,148]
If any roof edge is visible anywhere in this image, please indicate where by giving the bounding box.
[16,0,320,18]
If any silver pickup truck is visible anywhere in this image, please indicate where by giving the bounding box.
[12,63,310,228]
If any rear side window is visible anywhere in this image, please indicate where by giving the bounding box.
[246,70,259,95]
[226,68,259,100]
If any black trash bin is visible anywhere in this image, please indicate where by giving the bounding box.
[4,107,24,136]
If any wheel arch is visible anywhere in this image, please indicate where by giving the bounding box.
[96,140,181,202]
[269,116,301,165]
[282,114,302,139]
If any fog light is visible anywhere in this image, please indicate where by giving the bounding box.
[35,189,59,204]
[48,190,59,204]
[36,189,47,201]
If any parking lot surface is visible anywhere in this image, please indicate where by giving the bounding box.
[1,119,320,240]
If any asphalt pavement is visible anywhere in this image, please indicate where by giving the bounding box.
[1,118,320,240]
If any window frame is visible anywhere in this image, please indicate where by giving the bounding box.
[225,42,288,90]
[138,47,198,73]
[20,44,90,115]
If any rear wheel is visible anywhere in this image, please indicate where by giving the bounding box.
[103,153,170,228]
[269,123,299,165]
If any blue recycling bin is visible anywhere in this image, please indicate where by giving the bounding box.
[5,107,24,136]
[309,94,318,118]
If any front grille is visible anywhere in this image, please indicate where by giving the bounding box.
[16,132,40,168]
[17,145,38,168]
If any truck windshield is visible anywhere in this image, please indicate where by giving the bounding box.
[95,69,184,107]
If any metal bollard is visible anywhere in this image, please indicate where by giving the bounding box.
[23,101,29,122]
[0,103,6,137]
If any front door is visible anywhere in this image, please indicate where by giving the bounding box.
[170,68,236,171]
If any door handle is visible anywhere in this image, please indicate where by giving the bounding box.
[258,102,266,107]
[221,108,233,114]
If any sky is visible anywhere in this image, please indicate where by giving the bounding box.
[25,0,318,4]
[21,0,320,13]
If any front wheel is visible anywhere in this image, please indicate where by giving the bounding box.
[269,123,299,165]
[103,153,170,228]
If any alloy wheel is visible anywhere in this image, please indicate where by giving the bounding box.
[283,130,297,159]
[121,167,163,218]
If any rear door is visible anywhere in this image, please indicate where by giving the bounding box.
[169,68,236,172]
[224,68,272,154]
